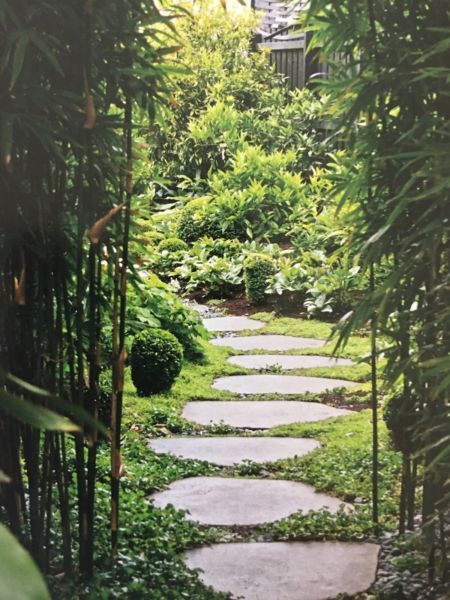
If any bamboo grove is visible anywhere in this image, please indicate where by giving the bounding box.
[305,0,450,583]
[0,0,178,580]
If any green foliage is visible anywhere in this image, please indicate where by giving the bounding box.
[0,0,181,581]
[131,329,183,396]
[305,0,450,574]
[151,2,283,184]
[244,254,276,304]
[156,237,188,255]
[176,196,245,243]
[271,410,401,519]
[383,393,419,455]
[152,237,189,278]
[127,276,206,360]
[0,523,50,600]
[97,370,112,428]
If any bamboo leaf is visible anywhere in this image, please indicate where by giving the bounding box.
[5,373,108,435]
[0,523,51,599]
[0,115,13,170]
[0,470,11,483]
[9,32,28,90]
[0,389,80,432]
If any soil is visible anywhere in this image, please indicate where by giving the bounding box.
[215,293,308,318]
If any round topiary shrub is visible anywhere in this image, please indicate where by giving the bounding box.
[131,328,183,396]
[383,392,418,454]
[176,198,208,243]
[156,237,189,254]
[244,254,276,304]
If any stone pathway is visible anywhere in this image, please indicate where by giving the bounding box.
[148,309,379,598]
[184,541,380,600]
[213,374,358,395]
[211,334,326,351]
[228,354,353,369]
[182,400,351,429]
[148,436,320,466]
[203,316,264,332]
[151,477,351,526]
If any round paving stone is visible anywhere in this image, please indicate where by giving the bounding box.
[203,316,264,332]
[150,477,350,525]
[211,334,326,351]
[184,541,380,600]
[213,374,358,395]
[228,354,354,370]
[148,437,320,466]
[183,401,351,429]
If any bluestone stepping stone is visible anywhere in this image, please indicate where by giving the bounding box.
[183,401,351,429]
[211,334,325,351]
[189,303,211,315]
[203,316,264,332]
[148,436,320,466]
[228,354,354,370]
[213,374,358,395]
[184,541,380,600]
[150,477,350,525]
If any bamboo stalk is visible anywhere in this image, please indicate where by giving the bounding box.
[111,95,133,559]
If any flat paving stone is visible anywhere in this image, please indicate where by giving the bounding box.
[148,437,320,466]
[203,316,264,332]
[150,477,350,525]
[188,303,211,315]
[228,354,354,370]
[184,541,380,600]
[183,401,351,429]
[211,334,326,351]
[213,374,358,395]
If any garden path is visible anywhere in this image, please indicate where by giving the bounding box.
[149,308,380,599]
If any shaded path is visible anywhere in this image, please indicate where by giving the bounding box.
[148,310,380,599]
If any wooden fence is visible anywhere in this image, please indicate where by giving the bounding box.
[253,0,325,90]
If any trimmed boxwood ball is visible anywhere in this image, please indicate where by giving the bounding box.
[383,392,419,454]
[244,254,276,304]
[176,198,209,243]
[156,237,189,254]
[131,328,183,396]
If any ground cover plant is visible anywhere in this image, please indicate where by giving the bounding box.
[48,313,405,598]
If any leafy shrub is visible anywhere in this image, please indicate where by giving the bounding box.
[244,254,276,304]
[207,145,302,241]
[130,328,183,396]
[127,275,206,360]
[383,393,419,454]
[149,5,283,186]
[176,198,209,243]
[97,370,112,427]
[177,251,244,297]
[176,196,245,243]
[156,237,188,254]
[152,237,188,279]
